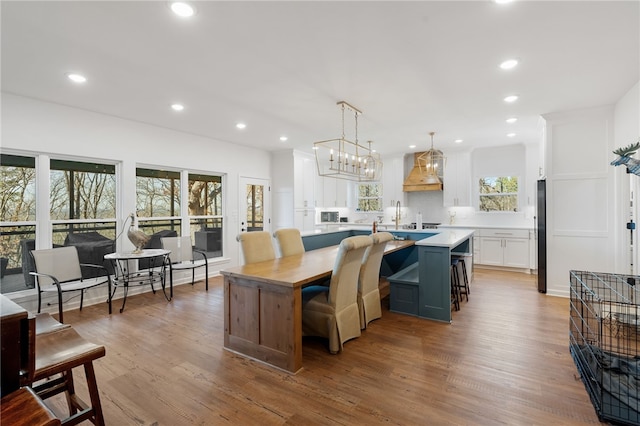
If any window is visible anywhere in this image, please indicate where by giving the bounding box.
[1,154,36,294]
[357,183,382,212]
[136,168,181,235]
[50,159,117,246]
[478,177,518,212]
[245,184,264,230]
[189,173,223,257]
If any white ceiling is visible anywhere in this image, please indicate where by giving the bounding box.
[2,1,638,156]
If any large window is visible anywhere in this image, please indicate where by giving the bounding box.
[50,159,117,243]
[0,154,36,294]
[478,176,519,212]
[136,168,181,235]
[357,183,382,212]
[1,156,118,294]
[189,173,223,257]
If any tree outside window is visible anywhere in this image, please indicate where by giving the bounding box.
[136,168,181,235]
[478,177,518,212]
[189,173,224,257]
[0,154,36,293]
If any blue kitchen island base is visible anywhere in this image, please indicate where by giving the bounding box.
[387,229,474,323]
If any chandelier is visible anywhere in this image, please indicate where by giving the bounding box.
[418,132,444,184]
[314,101,382,181]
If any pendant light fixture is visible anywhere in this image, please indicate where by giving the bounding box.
[314,101,382,181]
[418,132,444,185]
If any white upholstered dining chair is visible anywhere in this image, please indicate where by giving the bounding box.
[273,228,305,257]
[301,235,372,354]
[358,232,394,329]
[237,231,276,264]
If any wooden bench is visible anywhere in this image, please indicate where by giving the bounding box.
[387,263,420,316]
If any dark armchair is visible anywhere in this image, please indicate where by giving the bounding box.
[64,232,115,276]
[138,230,178,270]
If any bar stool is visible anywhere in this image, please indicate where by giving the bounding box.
[27,327,106,426]
[450,259,460,311]
[452,254,470,301]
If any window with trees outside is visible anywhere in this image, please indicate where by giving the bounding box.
[478,177,519,212]
[357,183,382,212]
[1,156,118,294]
[1,154,36,294]
[189,173,223,257]
[136,168,181,236]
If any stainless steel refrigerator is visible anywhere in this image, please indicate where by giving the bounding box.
[537,179,547,293]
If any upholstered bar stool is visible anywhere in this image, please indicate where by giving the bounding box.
[28,327,106,426]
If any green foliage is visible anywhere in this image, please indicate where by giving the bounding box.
[478,176,519,212]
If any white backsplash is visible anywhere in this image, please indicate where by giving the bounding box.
[400,191,535,228]
[343,190,536,229]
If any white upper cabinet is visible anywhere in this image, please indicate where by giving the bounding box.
[293,151,315,209]
[382,155,406,208]
[443,151,471,207]
[321,176,349,208]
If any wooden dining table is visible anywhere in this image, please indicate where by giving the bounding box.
[220,239,414,374]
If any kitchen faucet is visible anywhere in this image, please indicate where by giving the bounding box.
[395,200,401,230]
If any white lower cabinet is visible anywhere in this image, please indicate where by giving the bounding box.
[477,228,531,269]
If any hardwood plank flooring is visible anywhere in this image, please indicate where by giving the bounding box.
[43,269,605,425]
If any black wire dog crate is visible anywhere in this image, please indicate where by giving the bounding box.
[570,271,640,425]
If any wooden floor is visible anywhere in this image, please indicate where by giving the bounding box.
[45,269,605,425]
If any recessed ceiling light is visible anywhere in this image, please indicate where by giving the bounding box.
[312,146,319,150]
[455,139,463,144]
[506,117,518,124]
[499,59,519,70]
[66,73,87,83]
[507,133,516,137]
[170,2,195,17]
[504,95,519,103]
[494,0,513,4]
[171,103,184,111]
[409,145,417,149]
[236,123,246,129]
[280,136,288,142]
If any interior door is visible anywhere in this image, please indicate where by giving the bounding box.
[239,177,270,235]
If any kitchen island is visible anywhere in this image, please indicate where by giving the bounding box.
[388,228,475,323]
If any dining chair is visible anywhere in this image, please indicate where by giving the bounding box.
[161,236,209,290]
[301,235,372,354]
[358,232,394,329]
[237,231,276,264]
[30,246,112,323]
[273,228,305,257]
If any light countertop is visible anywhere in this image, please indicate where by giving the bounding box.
[415,228,475,248]
[302,225,475,248]
[438,224,534,231]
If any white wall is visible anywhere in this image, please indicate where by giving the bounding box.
[1,93,271,310]
[613,82,640,274]
[542,100,628,296]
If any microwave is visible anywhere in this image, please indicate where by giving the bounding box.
[320,211,339,223]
